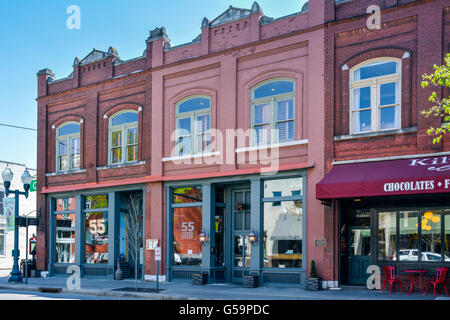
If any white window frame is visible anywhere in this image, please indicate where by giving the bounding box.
[250,78,296,146]
[350,58,402,134]
[108,110,139,165]
[175,95,211,156]
[56,122,81,172]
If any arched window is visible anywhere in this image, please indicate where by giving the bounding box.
[108,110,138,164]
[251,79,295,146]
[175,96,211,156]
[56,122,80,171]
[350,59,401,133]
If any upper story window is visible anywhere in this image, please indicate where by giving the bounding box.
[175,96,211,156]
[56,122,80,172]
[251,79,295,146]
[108,111,138,165]
[350,59,401,134]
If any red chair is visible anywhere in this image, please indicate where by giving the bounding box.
[425,267,449,297]
[382,266,404,294]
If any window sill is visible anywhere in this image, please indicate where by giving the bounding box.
[46,169,86,177]
[334,127,417,141]
[162,152,221,162]
[235,139,308,153]
[97,161,146,171]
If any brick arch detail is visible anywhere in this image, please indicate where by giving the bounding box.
[343,48,409,70]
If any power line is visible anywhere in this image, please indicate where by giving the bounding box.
[0,122,36,131]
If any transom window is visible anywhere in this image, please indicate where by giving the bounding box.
[175,96,211,156]
[108,110,138,165]
[251,79,295,146]
[56,122,80,172]
[350,59,401,134]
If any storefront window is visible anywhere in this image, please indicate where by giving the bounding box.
[85,195,108,209]
[378,212,396,261]
[84,195,108,264]
[399,211,419,261]
[173,207,202,266]
[264,177,302,198]
[56,198,75,211]
[445,210,450,261]
[85,211,108,264]
[173,186,202,204]
[420,210,441,261]
[263,177,303,269]
[55,213,75,263]
[55,197,76,263]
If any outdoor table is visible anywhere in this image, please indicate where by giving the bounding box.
[402,269,427,295]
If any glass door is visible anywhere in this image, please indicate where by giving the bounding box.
[231,189,251,283]
[347,226,371,285]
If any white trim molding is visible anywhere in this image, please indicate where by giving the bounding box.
[162,151,220,162]
[235,139,308,153]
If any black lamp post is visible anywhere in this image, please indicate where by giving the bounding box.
[2,166,33,283]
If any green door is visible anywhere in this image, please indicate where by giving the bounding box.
[231,189,251,283]
[347,227,371,285]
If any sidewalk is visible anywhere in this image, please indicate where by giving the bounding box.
[0,271,446,300]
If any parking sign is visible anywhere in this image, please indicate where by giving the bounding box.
[155,247,161,261]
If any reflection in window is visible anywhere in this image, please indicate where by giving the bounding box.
[350,229,370,256]
[175,96,211,156]
[173,186,202,203]
[85,195,108,210]
[56,198,75,211]
[56,122,80,171]
[263,200,302,268]
[55,213,75,263]
[233,235,251,267]
[173,207,202,266]
[109,111,138,165]
[399,211,418,261]
[378,212,396,261]
[85,211,108,264]
[351,59,401,133]
[264,178,302,198]
[251,79,295,145]
[420,210,441,261]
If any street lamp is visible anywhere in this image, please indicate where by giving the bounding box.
[2,166,33,282]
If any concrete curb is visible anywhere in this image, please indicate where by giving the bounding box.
[0,284,198,300]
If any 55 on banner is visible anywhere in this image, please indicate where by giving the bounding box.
[3,197,15,231]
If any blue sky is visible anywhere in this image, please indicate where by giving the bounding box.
[0,0,307,170]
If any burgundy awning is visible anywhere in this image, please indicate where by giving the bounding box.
[316,155,450,200]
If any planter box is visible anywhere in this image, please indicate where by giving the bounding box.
[192,273,208,286]
[243,274,259,288]
[305,278,321,291]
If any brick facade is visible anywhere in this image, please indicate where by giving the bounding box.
[36,0,450,288]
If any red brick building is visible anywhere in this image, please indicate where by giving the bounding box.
[317,0,450,287]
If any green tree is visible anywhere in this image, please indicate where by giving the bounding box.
[421,53,450,144]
